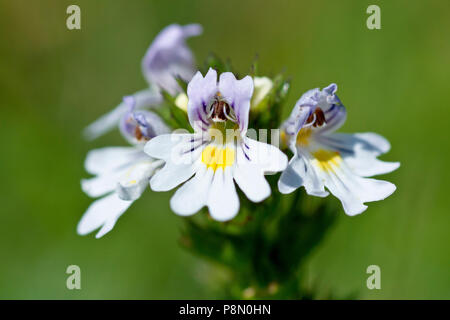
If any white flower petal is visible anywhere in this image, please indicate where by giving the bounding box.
[170,167,214,216]
[352,177,397,204]
[318,132,391,156]
[317,132,399,177]
[144,133,196,161]
[81,171,124,198]
[145,133,205,192]
[278,162,302,194]
[116,160,162,200]
[244,138,288,173]
[319,169,368,216]
[83,102,128,141]
[150,161,196,192]
[207,168,239,221]
[84,147,142,175]
[344,152,400,177]
[354,132,391,153]
[233,147,270,202]
[314,158,397,216]
[77,193,133,238]
[278,154,329,197]
[234,167,271,202]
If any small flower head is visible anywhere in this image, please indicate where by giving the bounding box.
[145,68,287,221]
[78,147,163,238]
[84,23,202,140]
[78,104,168,238]
[279,84,399,215]
[119,96,170,145]
[187,68,253,134]
[142,23,202,95]
[281,83,345,140]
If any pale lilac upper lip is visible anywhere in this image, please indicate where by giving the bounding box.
[186,68,254,134]
[282,83,346,139]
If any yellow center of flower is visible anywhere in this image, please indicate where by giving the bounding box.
[312,149,342,172]
[296,128,312,146]
[201,145,235,172]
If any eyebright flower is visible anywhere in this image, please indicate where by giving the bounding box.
[144,68,288,221]
[119,96,170,145]
[278,84,399,215]
[78,101,169,238]
[84,23,202,140]
[141,23,202,95]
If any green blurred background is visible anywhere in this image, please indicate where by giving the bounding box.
[0,0,449,299]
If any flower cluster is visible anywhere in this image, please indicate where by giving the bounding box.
[78,24,399,238]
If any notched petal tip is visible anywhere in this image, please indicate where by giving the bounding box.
[77,193,133,238]
[344,203,368,217]
[393,161,401,170]
[324,83,338,95]
[205,68,218,81]
[277,176,297,195]
[95,223,114,239]
[76,221,89,236]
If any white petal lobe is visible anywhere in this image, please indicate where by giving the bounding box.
[150,161,196,192]
[170,167,213,216]
[144,133,194,160]
[117,160,162,200]
[84,147,140,175]
[81,172,122,198]
[245,138,288,173]
[207,168,239,221]
[77,193,133,238]
[234,166,270,203]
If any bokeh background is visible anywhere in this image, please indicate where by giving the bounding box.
[0,0,449,299]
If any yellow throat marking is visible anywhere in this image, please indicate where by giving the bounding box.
[201,145,235,171]
[296,128,312,146]
[312,149,342,172]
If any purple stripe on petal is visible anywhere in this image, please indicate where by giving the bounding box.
[324,104,345,125]
[325,104,336,114]
[182,140,207,154]
[318,136,354,154]
[326,108,339,123]
[190,136,203,143]
[197,109,210,126]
